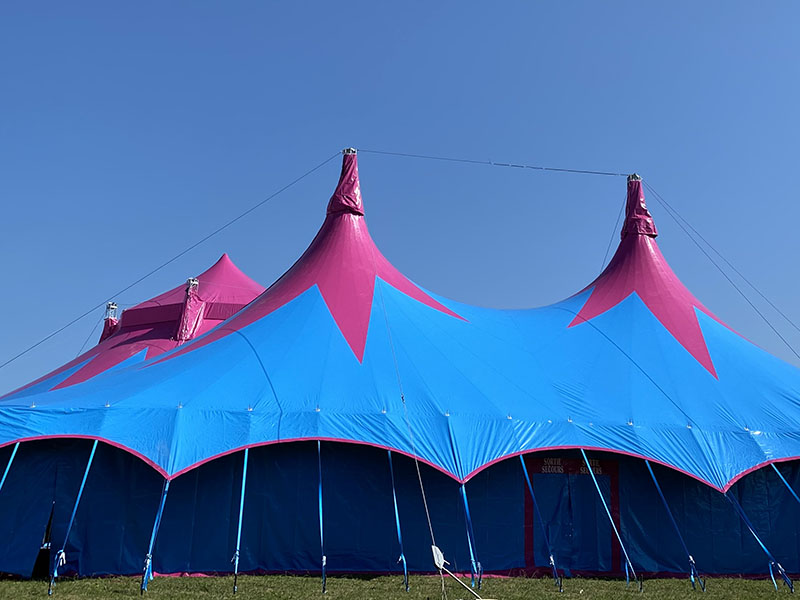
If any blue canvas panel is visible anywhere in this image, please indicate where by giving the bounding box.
[4,440,800,578]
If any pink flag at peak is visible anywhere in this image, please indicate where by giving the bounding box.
[568,175,726,377]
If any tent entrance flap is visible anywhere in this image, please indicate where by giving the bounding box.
[27,501,56,581]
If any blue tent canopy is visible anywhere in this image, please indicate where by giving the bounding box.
[2,153,800,494]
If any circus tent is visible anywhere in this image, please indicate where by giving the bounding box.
[1,150,800,588]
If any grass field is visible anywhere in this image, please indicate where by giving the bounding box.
[0,574,792,600]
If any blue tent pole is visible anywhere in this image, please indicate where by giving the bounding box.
[0,442,19,494]
[644,460,704,591]
[387,451,409,592]
[579,449,641,591]
[232,448,249,594]
[141,478,171,594]
[317,440,326,594]
[771,463,800,507]
[725,490,793,592]
[48,439,98,596]
[519,455,562,592]
[459,484,482,589]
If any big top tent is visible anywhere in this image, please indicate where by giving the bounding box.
[2,149,800,588]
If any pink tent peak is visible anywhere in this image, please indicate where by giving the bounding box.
[568,175,725,377]
[327,148,364,216]
[131,253,263,311]
[1,254,264,397]
[158,149,465,363]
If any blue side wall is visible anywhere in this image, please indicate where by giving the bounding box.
[1,441,800,578]
[621,458,800,575]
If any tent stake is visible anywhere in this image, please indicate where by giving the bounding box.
[232,448,249,594]
[431,545,493,600]
[48,440,98,596]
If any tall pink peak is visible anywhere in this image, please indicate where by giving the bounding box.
[159,149,464,363]
[568,175,724,377]
[52,253,265,389]
[1,254,265,398]
[134,252,265,310]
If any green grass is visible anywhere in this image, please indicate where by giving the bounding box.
[0,575,793,600]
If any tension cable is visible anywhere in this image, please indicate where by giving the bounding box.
[0,152,340,373]
[358,149,627,177]
[644,180,800,362]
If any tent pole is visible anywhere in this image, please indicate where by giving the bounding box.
[519,455,562,591]
[644,460,704,590]
[387,451,409,592]
[459,483,482,589]
[48,439,98,596]
[141,478,171,594]
[0,442,19,495]
[579,449,641,591]
[317,440,326,593]
[725,490,793,592]
[232,448,249,594]
[771,463,800,506]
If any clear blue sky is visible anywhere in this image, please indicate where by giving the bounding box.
[2,2,799,394]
